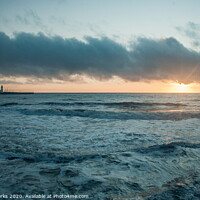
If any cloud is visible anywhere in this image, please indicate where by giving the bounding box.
[0,32,200,84]
[176,22,200,47]
[15,9,51,34]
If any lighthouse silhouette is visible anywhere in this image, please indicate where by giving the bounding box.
[0,85,3,93]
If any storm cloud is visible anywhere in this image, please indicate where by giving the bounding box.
[0,32,200,84]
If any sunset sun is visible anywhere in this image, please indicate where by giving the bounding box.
[171,82,192,93]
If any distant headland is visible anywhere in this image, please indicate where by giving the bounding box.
[0,85,34,95]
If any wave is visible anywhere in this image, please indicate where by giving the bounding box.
[1,101,186,109]
[0,102,19,107]
[136,141,200,157]
[104,102,186,107]
[19,108,200,121]
[0,102,33,107]
[145,174,200,200]
[1,150,109,164]
[3,141,200,164]
[40,102,89,106]
[40,101,186,108]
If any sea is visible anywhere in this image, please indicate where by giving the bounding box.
[1,93,200,200]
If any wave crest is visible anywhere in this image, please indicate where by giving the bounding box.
[19,108,200,121]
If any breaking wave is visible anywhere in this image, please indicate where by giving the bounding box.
[19,108,200,120]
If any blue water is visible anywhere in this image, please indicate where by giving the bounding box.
[1,93,200,199]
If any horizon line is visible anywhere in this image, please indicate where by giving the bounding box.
[29,92,200,94]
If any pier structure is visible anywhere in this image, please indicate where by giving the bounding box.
[0,85,3,93]
[0,85,34,95]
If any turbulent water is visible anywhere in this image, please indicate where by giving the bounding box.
[1,93,200,200]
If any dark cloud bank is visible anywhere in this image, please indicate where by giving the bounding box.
[0,32,200,84]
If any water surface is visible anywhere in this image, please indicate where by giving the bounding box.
[1,93,200,199]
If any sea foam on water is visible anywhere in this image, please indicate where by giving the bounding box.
[0,93,200,199]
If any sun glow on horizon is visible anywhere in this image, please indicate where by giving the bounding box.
[1,75,200,93]
[170,82,193,93]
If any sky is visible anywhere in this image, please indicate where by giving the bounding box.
[0,0,200,93]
